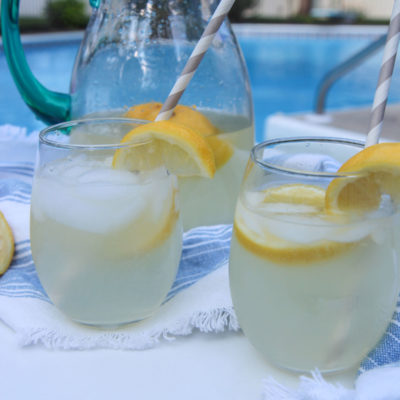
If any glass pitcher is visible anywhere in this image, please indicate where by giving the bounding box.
[2,0,254,229]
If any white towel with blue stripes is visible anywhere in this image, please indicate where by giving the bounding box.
[0,126,400,399]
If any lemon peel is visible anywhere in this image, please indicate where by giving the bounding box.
[205,135,234,169]
[0,211,14,275]
[325,142,400,213]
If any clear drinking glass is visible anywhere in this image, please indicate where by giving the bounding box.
[30,118,182,327]
[229,137,400,372]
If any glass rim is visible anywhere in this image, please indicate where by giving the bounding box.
[39,117,152,150]
[251,136,366,178]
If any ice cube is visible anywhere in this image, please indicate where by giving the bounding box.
[33,159,172,234]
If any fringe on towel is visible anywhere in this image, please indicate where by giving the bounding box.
[262,370,355,400]
[16,307,239,351]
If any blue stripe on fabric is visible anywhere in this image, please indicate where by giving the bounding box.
[0,171,34,178]
[0,179,32,198]
[14,240,31,249]
[6,193,31,201]
[0,197,30,205]
[360,302,400,372]
[164,225,232,301]
[0,165,34,170]
[0,162,34,171]
[0,257,50,303]
[11,256,35,267]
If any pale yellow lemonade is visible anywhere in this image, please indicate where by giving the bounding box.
[230,186,400,371]
[178,112,253,229]
[31,155,182,326]
[70,105,253,230]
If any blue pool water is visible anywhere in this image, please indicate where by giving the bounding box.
[1,33,400,142]
[240,35,400,141]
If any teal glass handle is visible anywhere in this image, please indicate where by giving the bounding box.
[1,0,71,125]
[89,0,101,7]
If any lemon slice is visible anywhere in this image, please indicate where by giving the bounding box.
[235,184,354,265]
[140,189,179,253]
[124,102,219,136]
[112,120,216,178]
[325,142,400,213]
[0,211,14,275]
[121,187,179,256]
[124,102,234,170]
[261,183,325,209]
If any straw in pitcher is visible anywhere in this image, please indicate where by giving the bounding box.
[155,0,236,122]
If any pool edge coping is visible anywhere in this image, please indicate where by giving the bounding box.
[233,23,387,37]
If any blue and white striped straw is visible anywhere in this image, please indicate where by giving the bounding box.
[365,0,400,147]
[155,0,236,122]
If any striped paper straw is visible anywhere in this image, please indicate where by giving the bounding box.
[155,0,236,122]
[365,0,400,147]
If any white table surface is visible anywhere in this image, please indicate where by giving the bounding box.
[0,320,358,400]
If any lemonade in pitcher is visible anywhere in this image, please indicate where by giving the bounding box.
[229,138,400,372]
[176,110,253,229]
[71,103,253,230]
[30,119,183,326]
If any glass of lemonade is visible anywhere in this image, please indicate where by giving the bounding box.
[30,118,182,327]
[229,137,400,372]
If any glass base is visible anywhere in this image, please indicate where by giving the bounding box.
[262,351,362,374]
[70,312,156,330]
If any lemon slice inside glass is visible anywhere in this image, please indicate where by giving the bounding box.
[112,120,216,178]
[0,211,14,275]
[123,187,179,256]
[325,142,400,213]
[235,184,355,265]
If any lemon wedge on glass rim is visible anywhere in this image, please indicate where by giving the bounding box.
[112,120,216,178]
[325,142,400,213]
[0,211,14,275]
[124,102,233,170]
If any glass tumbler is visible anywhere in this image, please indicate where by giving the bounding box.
[30,118,182,327]
[229,137,400,372]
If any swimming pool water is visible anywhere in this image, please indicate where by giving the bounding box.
[1,34,400,142]
[240,35,400,141]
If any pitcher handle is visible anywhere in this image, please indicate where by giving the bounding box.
[1,0,71,125]
[89,0,101,7]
